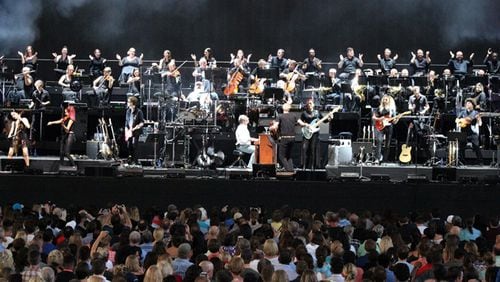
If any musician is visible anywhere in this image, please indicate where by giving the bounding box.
[372,95,397,164]
[470,82,487,111]
[448,51,474,77]
[235,115,258,169]
[30,80,50,110]
[279,60,306,99]
[191,48,216,68]
[93,67,114,105]
[326,68,342,105]
[126,68,141,98]
[377,48,398,74]
[58,64,77,101]
[7,111,31,167]
[125,96,144,165]
[162,61,183,99]
[192,58,212,92]
[186,81,206,102]
[88,49,107,80]
[297,99,325,169]
[47,103,76,167]
[158,50,174,72]
[230,49,252,68]
[29,80,50,155]
[8,67,33,106]
[338,47,364,80]
[268,49,288,73]
[410,49,431,76]
[52,46,76,74]
[349,68,365,112]
[408,86,430,116]
[273,103,297,172]
[425,70,439,97]
[456,98,483,164]
[483,48,499,74]
[116,47,143,84]
[17,46,38,72]
[302,49,322,88]
[227,57,251,91]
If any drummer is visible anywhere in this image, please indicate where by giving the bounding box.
[186,81,212,109]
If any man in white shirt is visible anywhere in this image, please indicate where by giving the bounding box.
[235,115,258,169]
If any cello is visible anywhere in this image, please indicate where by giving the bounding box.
[224,66,244,96]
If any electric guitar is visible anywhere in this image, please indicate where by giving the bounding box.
[399,123,414,164]
[301,106,342,139]
[374,111,411,132]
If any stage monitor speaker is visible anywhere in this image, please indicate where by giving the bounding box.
[84,166,115,177]
[432,167,456,182]
[252,164,276,178]
[1,158,25,172]
[328,145,352,166]
[86,141,100,159]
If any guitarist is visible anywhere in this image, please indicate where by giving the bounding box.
[298,99,328,169]
[456,98,483,165]
[372,95,397,164]
[125,96,144,165]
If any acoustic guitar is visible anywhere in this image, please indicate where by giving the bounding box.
[399,123,414,164]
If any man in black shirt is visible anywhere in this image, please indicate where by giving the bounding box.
[88,49,107,80]
[302,48,322,88]
[29,80,50,155]
[408,86,430,155]
[483,48,500,75]
[338,47,364,80]
[298,100,324,169]
[125,96,144,165]
[272,103,297,171]
[268,49,288,73]
[377,48,398,74]
[448,51,474,77]
[410,49,431,76]
[455,99,483,164]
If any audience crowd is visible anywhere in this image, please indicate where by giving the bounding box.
[0,203,499,282]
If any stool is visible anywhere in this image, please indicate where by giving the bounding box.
[230,150,247,168]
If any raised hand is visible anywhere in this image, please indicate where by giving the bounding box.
[469,53,475,60]
[190,53,197,61]
[139,53,144,59]
[52,52,58,58]
[88,55,94,60]
[115,54,121,60]
[394,54,399,60]
[487,48,492,55]
[230,53,235,60]
[359,53,364,60]
[411,52,416,59]
[339,54,344,61]
[17,51,24,57]
[377,54,381,60]
[449,51,454,58]
[425,51,430,57]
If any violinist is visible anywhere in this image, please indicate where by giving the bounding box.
[93,67,114,105]
[88,49,107,80]
[17,45,38,72]
[162,61,184,100]
[47,103,76,167]
[156,50,173,72]
[7,111,31,167]
[126,68,141,98]
[116,47,143,84]
[52,46,76,74]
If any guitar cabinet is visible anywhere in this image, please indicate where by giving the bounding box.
[328,144,352,166]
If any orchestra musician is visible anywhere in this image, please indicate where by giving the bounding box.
[249,59,269,94]
[302,48,322,88]
[410,49,431,76]
[377,48,398,74]
[7,111,31,167]
[227,57,251,92]
[126,68,141,99]
[272,103,297,172]
[17,46,38,72]
[448,50,474,77]
[372,95,397,164]
[191,48,216,68]
[116,47,143,84]
[338,47,364,80]
[158,50,174,72]
[88,49,107,80]
[470,82,487,111]
[279,60,305,102]
[47,103,76,167]
[326,68,342,105]
[268,49,288,73]
[52,46,76,74]
[230,49,252,68]
[455,98,483,165]
[93,67,114,105]
[408,86,430,151]
[192,58,212,92]
[125,96,144,165]
[58,64,77,101]
[483,48,499,74]
[349,68,365,112]
[8,67,34,106]
[297,99,326,169]
[162,61,183,99]
[235,114,258,169]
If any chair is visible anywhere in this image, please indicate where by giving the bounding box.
[230,149,247,168]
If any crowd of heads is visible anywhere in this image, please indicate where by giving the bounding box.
[0,203,499,282]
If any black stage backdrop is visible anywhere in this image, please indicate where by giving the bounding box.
[1,0,500,64]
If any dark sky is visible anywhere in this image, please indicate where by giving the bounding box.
[1,0,499,64]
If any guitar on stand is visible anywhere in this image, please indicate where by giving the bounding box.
[302,106,342,139]
[399,123,414,164]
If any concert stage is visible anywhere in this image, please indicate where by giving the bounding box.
[1,156,499,217]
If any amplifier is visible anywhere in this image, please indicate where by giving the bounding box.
[86,141,100,159]
[328,145,352,166]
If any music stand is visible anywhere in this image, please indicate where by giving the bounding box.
[396,78,411,88]
[256,68,279,83]
[146,132,165,168]
[411,77,427,88]
[464,75,489,87]
[367,75,387,87]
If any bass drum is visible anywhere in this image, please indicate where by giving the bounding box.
[178,110,196,122]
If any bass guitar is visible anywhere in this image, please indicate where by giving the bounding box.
[301,106,342,139]
[375,111,411,132]
[399,123,414,164]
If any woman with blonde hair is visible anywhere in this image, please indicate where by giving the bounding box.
[271,269,289,282]
[263,239,279,260]
[299,270,317,282]
[47,250,64,271]
[125,255,144,277]
[342,263,357,282]
[372,94,398,164]
[143,265,162,282]
[156,260,173,278]
[378,236,394,254]
[152,228,164,244]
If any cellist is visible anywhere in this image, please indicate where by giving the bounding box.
[279,60,306,102]
[225,58,250,95]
